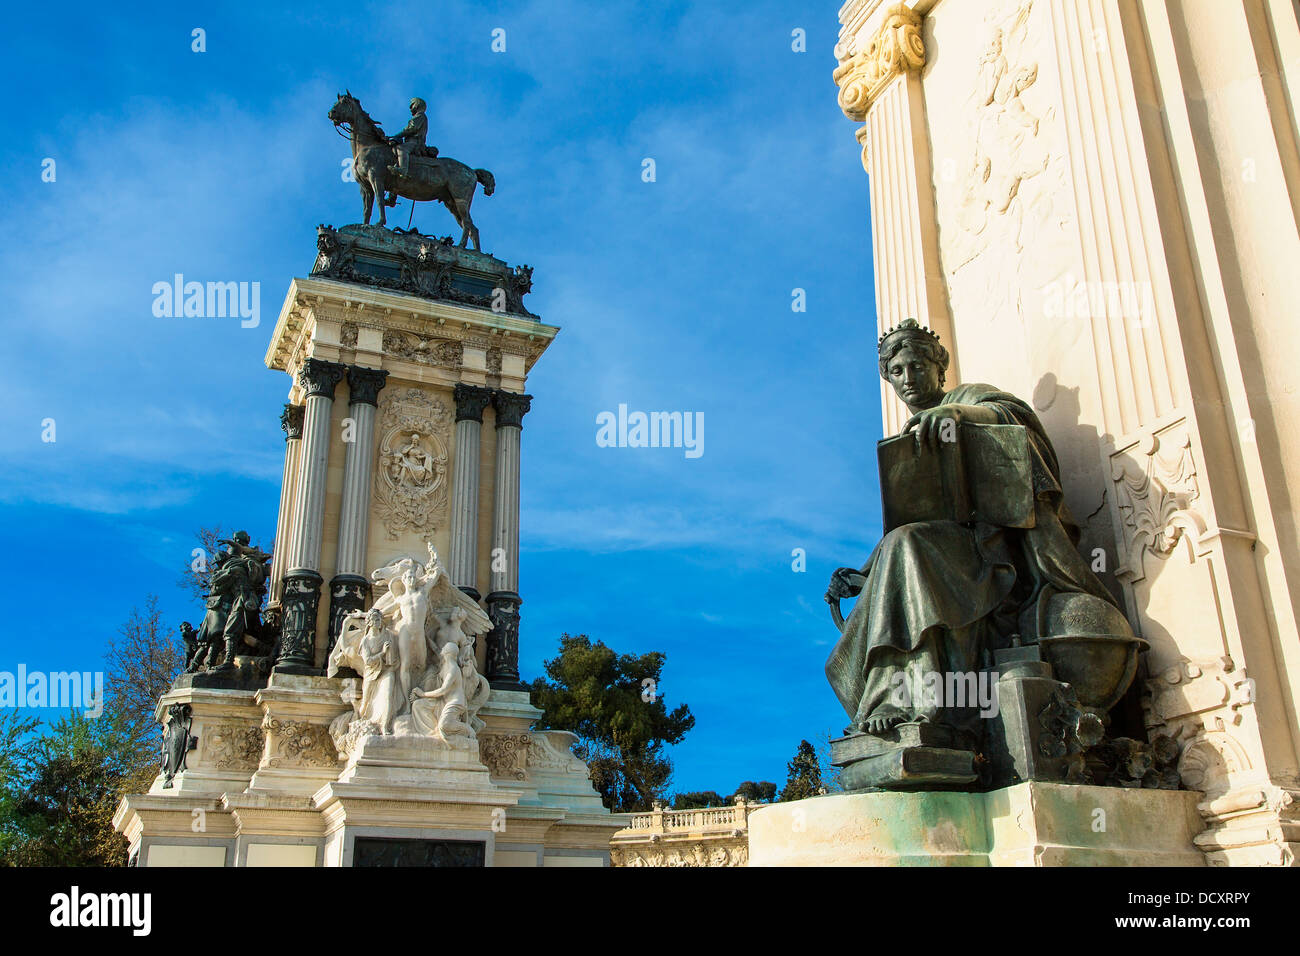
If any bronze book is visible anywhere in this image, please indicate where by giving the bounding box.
[877,422,1035,533]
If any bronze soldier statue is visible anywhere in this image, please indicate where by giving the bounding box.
[384,97,437,207]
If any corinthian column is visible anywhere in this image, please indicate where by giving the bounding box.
[327,365,389,651]
[833,3,955,436]
[485,389,531,690]
[278,357,346,675]
[269,403,304,608]
[449,384,494,600]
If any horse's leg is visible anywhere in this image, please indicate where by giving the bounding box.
[458,196,480,252]
[372,171,387,227]
[360,182,374,226]
[451,196,474,249]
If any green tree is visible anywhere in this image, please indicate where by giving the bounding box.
[672,790,726,810]
[3,712,135,866]
[732,780,778,803]
[779,739,824,802]
[103,595,184,772]
[0,712,41,862]
[530,634,695,812]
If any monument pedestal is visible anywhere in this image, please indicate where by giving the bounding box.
[114,681,627,867]
[747,783,1205,867]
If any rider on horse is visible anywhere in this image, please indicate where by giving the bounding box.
[385,97,437,207]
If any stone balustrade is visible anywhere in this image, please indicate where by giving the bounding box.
[609,799,758,866]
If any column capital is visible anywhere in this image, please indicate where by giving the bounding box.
[297,358,347,399]
[280,403,304,441]
[346,365,389,406]
[492,390,533,429]
[832,3,925,121]
[454,383,496,423]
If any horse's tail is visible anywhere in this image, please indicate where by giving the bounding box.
[475,168,496,196]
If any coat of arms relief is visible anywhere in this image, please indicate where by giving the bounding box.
[375,387,453,539]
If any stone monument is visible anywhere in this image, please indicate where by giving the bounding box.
[114,92,624,867]
[752,0,1300,866]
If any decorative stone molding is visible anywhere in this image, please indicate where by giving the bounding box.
[311,224,539,319]
[1139,656,1299,864]
[207,723,266,772]
[297,357,347,399]
[1110,424,1205,583]
[374,388,453,539]
[453,383,494,423]
[382,328,464,369]
[339,321,358,348]
[345,365,389,407]
[492,390,532,429]
[832,3,925,121]
[261,716,338,769]
[1143,657,1256,798]
[478,732,530,780]
[527,732,587,774]
[612,844,749,867]
[486,347,503,374]
[279,404,304,441]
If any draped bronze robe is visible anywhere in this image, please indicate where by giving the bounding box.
[825,383,1120,729]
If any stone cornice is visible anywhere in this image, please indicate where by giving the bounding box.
[265,277,560,375]
[833,2,926,121]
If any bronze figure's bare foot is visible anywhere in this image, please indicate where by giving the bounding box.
[861,704,909,736]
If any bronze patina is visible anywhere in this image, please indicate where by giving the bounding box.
[328,91,495,249]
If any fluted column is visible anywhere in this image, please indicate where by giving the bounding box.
[327,365,389,651]
[278,357,346,675]
[449,384,494,600]
[832,4,955,436]
[485,389,531,690]
[269,404,304,608]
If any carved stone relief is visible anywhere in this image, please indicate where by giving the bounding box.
[382,329,464,369]
[479,733,530,780]
[261,716,339,769]
[1142,657,1255,799]
[375,388,453,539]
[1111,424,1204,583]
[611,842,749,867]
[206,723,266,772]
[527,732,587,774]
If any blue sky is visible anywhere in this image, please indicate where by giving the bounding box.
[0,0,883,794]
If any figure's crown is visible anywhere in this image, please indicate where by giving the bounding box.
[878,317,941,350]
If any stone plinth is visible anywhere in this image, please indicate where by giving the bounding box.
[246,672,350,797]
[747,783,1205,867]
[148,686,264,796]
[115,682,625,867]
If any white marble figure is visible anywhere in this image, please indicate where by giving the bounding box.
[326,543,494,753]
[411,642,473,746]
[328,608,403,734]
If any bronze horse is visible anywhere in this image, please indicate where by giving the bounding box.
[328,92,495,250]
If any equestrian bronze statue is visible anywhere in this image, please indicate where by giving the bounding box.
[328,91,495,249]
